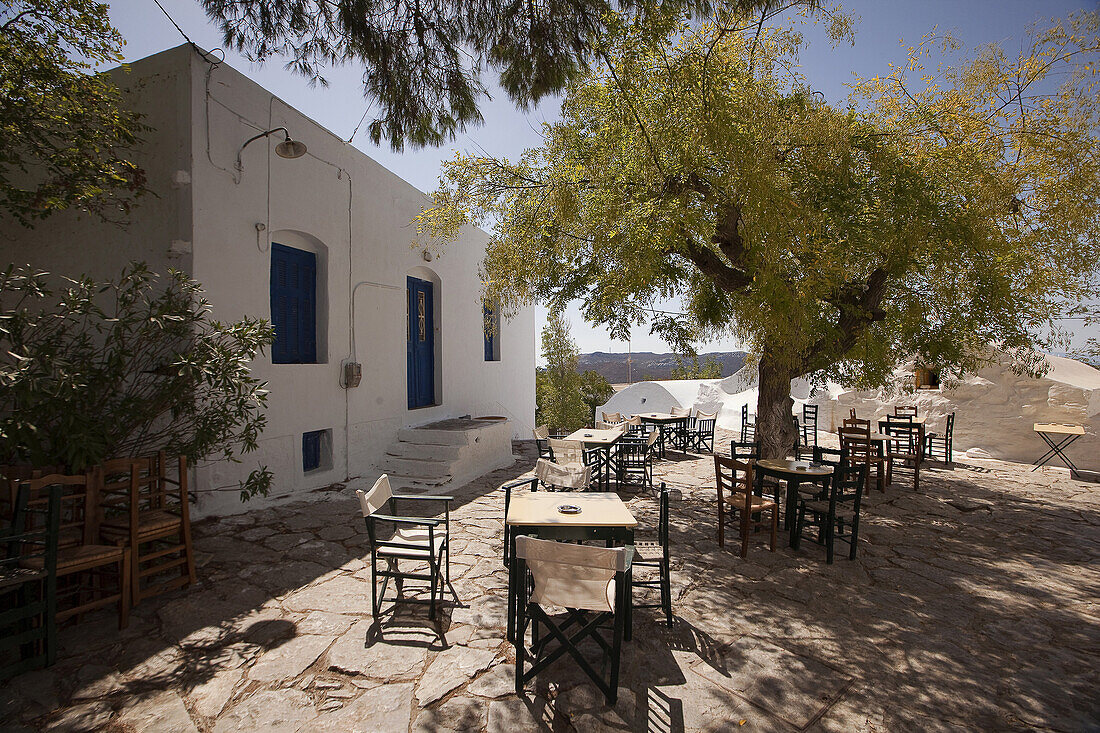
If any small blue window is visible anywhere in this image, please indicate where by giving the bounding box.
[302,430,323,472]
[483,300,500,361]
[271,243,317,364]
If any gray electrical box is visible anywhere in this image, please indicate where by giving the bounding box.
[343,362,362,389]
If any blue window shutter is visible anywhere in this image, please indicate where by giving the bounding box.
[271,243,317,364]
[302,430,321,471]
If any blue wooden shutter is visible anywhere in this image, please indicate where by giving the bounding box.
[302,430,322,471]
[271,243,317,364]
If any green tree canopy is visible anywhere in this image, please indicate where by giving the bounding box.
[579,369,616,423]
[0,0,146,228]
[419,8,1100,457]
[535,310,589,433]
[197,0,821,150]
[671,354,723,379]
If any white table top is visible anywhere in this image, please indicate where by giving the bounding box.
[1034,423,1085,436]
[637,412,689,422]
[756,459,834,477]
[506,492,637,528]
[563,428,624,446]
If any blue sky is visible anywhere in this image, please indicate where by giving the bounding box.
[107,0,1096,356]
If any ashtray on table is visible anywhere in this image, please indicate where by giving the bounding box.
[557,504,581,514]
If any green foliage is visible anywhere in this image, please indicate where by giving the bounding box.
[535,311,589,433]
[578,370,615,423]
[671,354,723,379]
[0,263,275,501]
[420,7,1100,455]
[0,0,147,227]
[197,0,814,150]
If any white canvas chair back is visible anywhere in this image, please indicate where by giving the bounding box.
[515,535,627,613]
[548,439,586,466]
[670,406,690,418]
[595,421,612,430]
[535,458,592,490]
[533,424,550,441]
[696,410,717,421]
[626,415,642,429]
[357,474,393,517]
[646,430,660,449]
[601,412,622,424]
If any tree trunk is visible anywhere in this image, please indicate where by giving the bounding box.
[756,350,797,460]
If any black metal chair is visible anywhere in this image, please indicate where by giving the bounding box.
[615,431,659,489]
[800,404,818,451]
[631,483,676,627]
[513,535,630,704]
[690,411,717,453]
[1,482,61,680]
[356,474,453,621]
[740,404,756,443]
[792,464,867,563]
[667,407,692,451]
[924,412,955,463]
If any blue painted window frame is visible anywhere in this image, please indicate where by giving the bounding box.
[483,299,500,361]
[270,243,317,364]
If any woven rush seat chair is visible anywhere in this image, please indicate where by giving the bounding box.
[894,405,918,418]
[1,482,61,680]
[840,426,886,492]
[97,453,196,607]
[883,416,921,490]
[513,535,630,705]
[356,474,453,621]
[714,455,777,557]
[793,464,867,563]
[16,474,129,629]
[630,483,677,627]
[800,404,819,452]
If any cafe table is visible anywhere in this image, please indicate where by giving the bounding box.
[1031,423,1086,478]
[878,416,928,462]
[753,459,834,539]
[505,491,637,642]
[636,413,691,458]
[563,427,624,491]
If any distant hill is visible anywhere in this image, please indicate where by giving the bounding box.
[578,351,748,383]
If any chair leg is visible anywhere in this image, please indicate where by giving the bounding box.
[825,513,835,564]
[183,522,198,587]
[129,541,141,608]
[740,510,750,559]
[118,554,130,630]
[769,507,777,552]
[428,557,438,621]
[718,503,725,548]
[661,557,672,627]
[370,556,379,620]
[791,501,804,550]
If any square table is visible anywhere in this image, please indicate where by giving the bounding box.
[505,491,637,642]
[636,413,691,457]
[1032,423,1086,477]
[563,427,624,491]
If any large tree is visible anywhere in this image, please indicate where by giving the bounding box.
[418,9,1100,458]
[197,0,821,150]
[0,0,146,227]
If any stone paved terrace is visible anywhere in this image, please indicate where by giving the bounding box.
[2,430,1098,732]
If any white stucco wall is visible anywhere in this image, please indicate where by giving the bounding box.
[0,44,536,517]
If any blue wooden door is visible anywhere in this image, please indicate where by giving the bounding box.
[407,276,435,408]
[270,243,317,364]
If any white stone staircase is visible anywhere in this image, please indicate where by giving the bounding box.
[378,418,515,493]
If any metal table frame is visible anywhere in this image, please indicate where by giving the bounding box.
[753,460,833,542]
[638,414,690,458]
[1031,423,1085,477]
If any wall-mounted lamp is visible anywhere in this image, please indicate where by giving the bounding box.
[235,127,308,175]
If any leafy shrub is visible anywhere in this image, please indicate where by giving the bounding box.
[0,263,274,500]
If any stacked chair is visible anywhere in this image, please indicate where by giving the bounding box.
[0,482,61,680]
[97,453,196,607]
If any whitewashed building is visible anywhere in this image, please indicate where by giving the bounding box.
[0,44,535,515]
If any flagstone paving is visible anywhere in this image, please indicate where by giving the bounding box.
[2,430,1098,732]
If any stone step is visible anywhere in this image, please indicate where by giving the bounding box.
[386,441,464,461]
[386,474,453,494]
[396,428,470,446]
[378,456,453,480]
